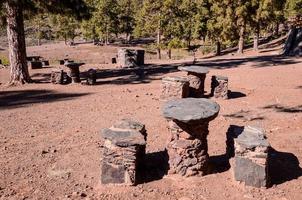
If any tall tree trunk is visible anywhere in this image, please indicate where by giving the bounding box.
[238,25,245,54]
[275,22,279,36]
[216,41,221,56]
[253,24,260,51]
[5,2,31,85]
[157,27,161,59]
[167,48,172,59]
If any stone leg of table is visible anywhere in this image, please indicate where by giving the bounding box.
[166,120,210,177]
[187,72,206,98]
[68,67,80,83]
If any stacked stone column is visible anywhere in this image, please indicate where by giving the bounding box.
[163,98,220,177]
[161,76,190,101]
[211,75,229,99]
[232,126,270,188]
[100,119,147,186]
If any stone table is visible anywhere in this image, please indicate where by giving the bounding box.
[178,66,209,98]
[64,62,85,83]
[162,98,220,176]
[27,56,41,62]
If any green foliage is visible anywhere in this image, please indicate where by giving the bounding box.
[0,55,10,66]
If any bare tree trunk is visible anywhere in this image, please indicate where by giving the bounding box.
[253,23,260,51]
[216,41,221,56]
[157,27,161,59]
[167,48,172,59]
[238,25,245,54]
[5,1,31,85]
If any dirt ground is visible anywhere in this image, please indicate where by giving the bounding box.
[0,42,302,200]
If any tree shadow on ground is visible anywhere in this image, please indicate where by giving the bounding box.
[209,125,244,174]
[0,90,91,110]
[137,149,169,184]
[263,104,302,113]
[223,110,265,121]
[269,148,302,185]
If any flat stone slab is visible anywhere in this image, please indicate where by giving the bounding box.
[214,75,228,81]
[112,119,146,133]
[178,66,209,74]
[235,126,270,149]
[162,76,188,83]
[64,62,85,68]
[101,128,146,147]
[162,98,220,123]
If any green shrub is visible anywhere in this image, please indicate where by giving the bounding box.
[0,55,10,66]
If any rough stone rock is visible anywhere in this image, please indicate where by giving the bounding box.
[118,49,145,68]
[162,98,220,124]
[233,126,270,188]
[161,76,190,101]
[29,61,43,69]
[64,62,84,83]
[100,121,147,185]
[211,75,229,99]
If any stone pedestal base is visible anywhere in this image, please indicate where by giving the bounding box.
[100,119,147,186]
[187,73,206,98]
[211,76,228,99]
[233,126,270,188]
[167,120,209,177]
[68,67,80,83]
[161,76,189,101]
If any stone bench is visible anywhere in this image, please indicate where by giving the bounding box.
[162,98,220,177]
[211,75,229,99]
[232,126,270,188]
[100,119,147,186]
[160,76,190,101]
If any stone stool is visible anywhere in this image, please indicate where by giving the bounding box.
[64,62,84,83]
[161,76,190,101]
[211,75,229,99]
[87,69,97,85]
[51,70,64,84]
[100,119,147,186]
[162,98,220,177]
[233,126,270,188]
[178,66,209,98]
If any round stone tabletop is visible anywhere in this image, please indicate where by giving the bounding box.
[162,98,220,123]
[64,62,85,68]
[178,66,209,74]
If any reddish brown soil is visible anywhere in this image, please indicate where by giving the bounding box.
[0,42,302,200]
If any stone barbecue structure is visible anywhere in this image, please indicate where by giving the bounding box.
[100,119,147,186]
[178,66,209,98]
[118,48,145,68]
[233,126,270,188]
[211,75,229,99]
[161,76,190,101]
[162,98,220,177]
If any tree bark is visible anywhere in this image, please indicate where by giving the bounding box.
[216,41,221,56]
[157,27,161,59]
[5,1,31,85]
[167,48,172,59]
[238,25,245,54]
